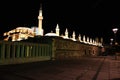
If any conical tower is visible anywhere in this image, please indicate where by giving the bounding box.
[38,4,44,36]
[65,28,68,38]
[55,24,60,36]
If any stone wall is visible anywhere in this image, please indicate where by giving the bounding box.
[0,36,102,65]
[0,40,51,65]
[53,37,102,60]
[32,36,102,60]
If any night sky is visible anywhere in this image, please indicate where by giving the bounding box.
[0,0,120,44]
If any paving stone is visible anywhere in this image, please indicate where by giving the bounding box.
[0,56,120,80]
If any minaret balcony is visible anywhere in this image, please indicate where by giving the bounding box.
[38,16,43,19]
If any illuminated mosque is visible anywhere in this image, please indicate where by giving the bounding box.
[3,5,103,47]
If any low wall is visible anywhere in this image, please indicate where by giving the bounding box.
[53,37,102,60]
[0,41,52,65]
[31,36,102,60]
[0,36,102,65]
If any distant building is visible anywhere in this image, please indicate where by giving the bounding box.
[3,4,103,47]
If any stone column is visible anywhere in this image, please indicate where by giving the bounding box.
[32,45,35,57]
[26,46,30,57]
[16,45,20,58]
[24,46,27,57]
[12,45,16,59]
[6,44,10,59]
[51,39,56,60]
[36,45,39,56]
[1,44,5,59]
[38,45,41,56]
[21,45,25,58]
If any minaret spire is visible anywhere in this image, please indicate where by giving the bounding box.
[55,24,60,36]
[65,28,68,38]
[39,4,42,16]
[38,3,44,36]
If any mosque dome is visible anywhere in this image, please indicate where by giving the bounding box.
[45,32,58,36]
[16,27,31,30]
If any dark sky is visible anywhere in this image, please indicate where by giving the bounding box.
[0,0,120,44]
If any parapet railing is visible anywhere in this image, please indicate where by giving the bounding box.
[0,41,52,65]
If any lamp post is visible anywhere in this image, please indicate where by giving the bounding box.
[112,28,118,60]
[112,28,118,45]
[110,38,113,45]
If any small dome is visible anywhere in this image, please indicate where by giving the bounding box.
[45,32,58,36]
[16,27,31,30]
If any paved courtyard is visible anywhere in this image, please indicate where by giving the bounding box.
[0,56,120,80]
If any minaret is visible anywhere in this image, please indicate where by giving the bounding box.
[87,37,89,43]
[72,31,76,41]
[38,4,44,36]
[78,34,82,42]
[65,28,68,38]
[55,24,60,36]
[83,35,86,43]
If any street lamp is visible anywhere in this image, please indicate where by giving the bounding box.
[112,28,118,45]
[110,38,113,45]
[112,28,118,60]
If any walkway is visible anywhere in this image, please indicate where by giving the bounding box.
[0,56,120,80]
